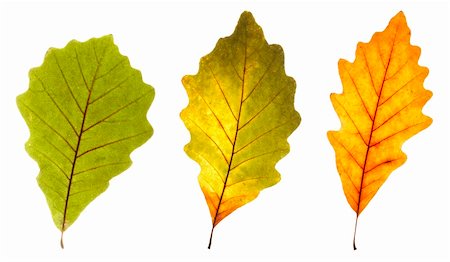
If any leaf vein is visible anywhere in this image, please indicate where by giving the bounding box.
[77,131,150,159]
[219,195,248,207]
[370,121,429,147]
[334,98,368,146]
[230,149,284,171]
[33,73,80,137]
[207,64,238,121]
[95,58,127,80]
[187,117,230,165]
[378,72,426,107]
[362,46,378,95]
[83,91,151,133]
[242,53,277,103]
[73,161,129,176]
[226,176,271,188]
[89,75,132,105]
[364,158,401,175]
[234,117,296,155]
[384,59,409,81]
[34,148,70,180]
[373,95,424,132]
[53,53,84,114]
[20,102,76,152]
[198,154,225,183]
[39,179,66,201]
[43,136,73,164]
[238,87,283,131]
[332,138,363,193]
[231,62,243,81]
[69,188,96,197]
[75,47,90,92]
[344,65,374,121]
[193,87,234,145]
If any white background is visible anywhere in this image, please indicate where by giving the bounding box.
[0,0,449,261]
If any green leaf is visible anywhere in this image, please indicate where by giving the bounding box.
[181,11,301,248]
[16,35,154,248]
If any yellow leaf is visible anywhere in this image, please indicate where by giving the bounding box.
[328,11,432,249]
[181,11,300,248]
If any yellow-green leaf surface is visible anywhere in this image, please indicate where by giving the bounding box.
[181,11,300,248]
[17,35,154,248]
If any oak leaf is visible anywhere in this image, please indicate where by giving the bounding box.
[17,35,154,248]
[181,11,300,248]
[327,12,432,249]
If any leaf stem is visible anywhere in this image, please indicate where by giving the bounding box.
[208,225,215,249]
[60,232,65,249]
[353,215,359,250]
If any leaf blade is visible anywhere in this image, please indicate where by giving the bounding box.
[181,11,300,247]
[17,35,154,247]
[327,11,432,248]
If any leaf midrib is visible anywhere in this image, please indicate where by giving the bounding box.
[356,25,399,216]
[60,48,102,237]
[212,31,248,227]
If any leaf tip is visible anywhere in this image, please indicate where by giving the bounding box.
[396,10,406,19]
[240,10,254,19]
[390,10,408,28]
[238,10,257,28]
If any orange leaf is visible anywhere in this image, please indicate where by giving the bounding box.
[327,11,432,250]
